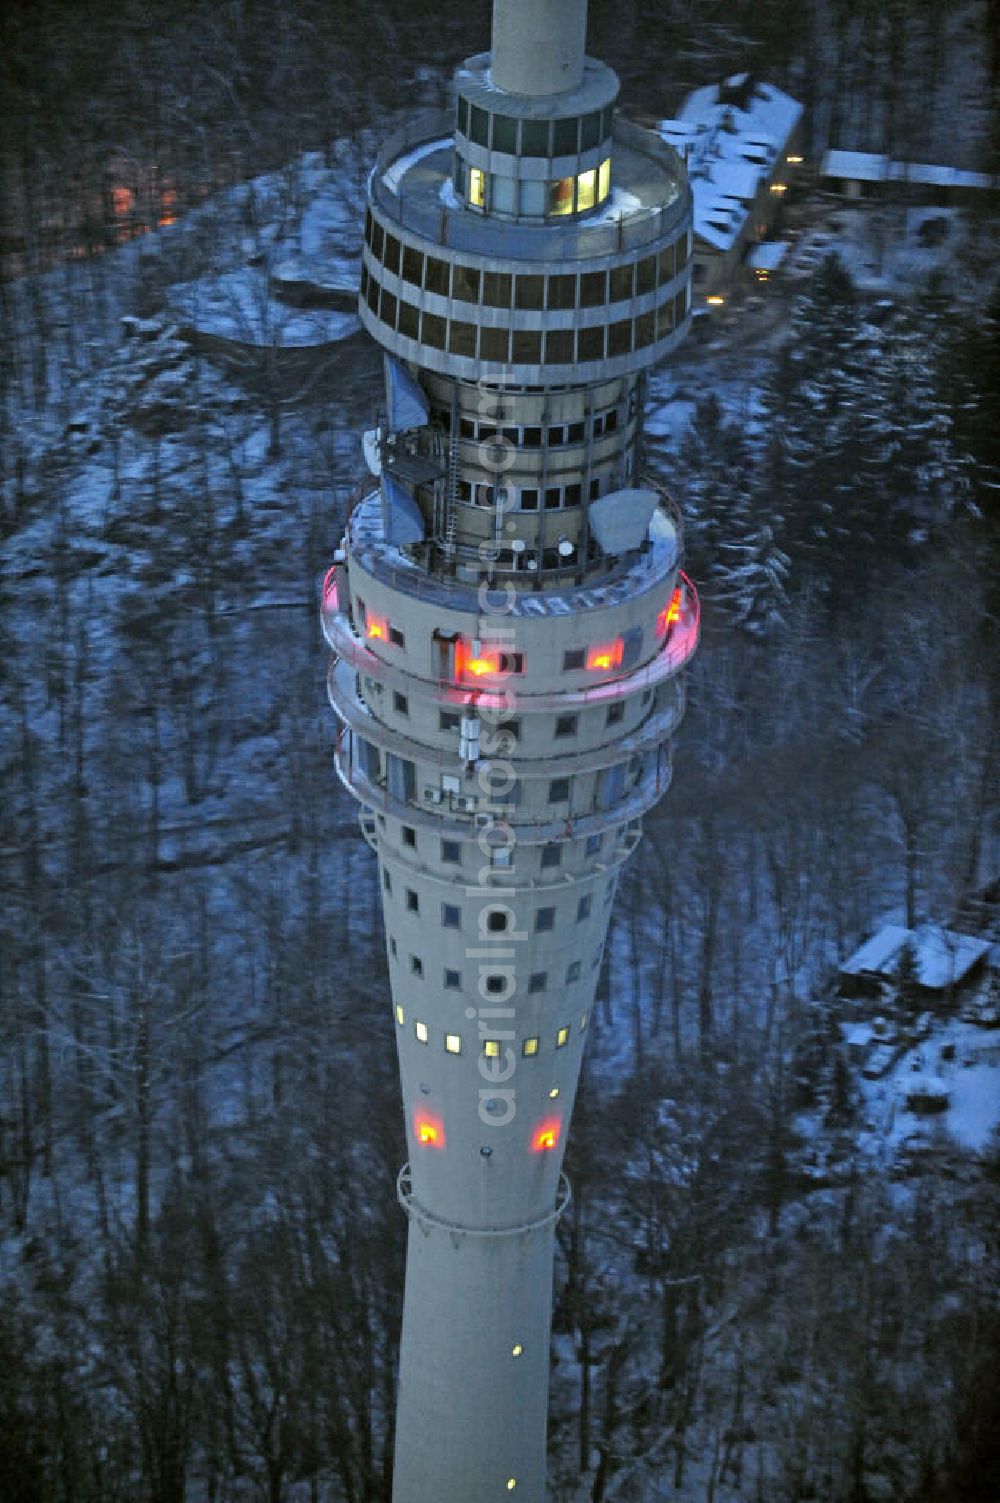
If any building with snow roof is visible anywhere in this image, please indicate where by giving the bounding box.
[820,149,998,204]
[839,923,991,1002]
[659,73,804,300]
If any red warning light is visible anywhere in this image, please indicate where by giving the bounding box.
[586,639,623,672]
[414,1111,445,1148]
[531,1117,561,1153]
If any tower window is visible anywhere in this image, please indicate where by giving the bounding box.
[563,648,585,671]
[585,834,602,856]
[523,1037,539,1057]
[535,907,555,932]
[520,488,539,511]
[453,264,481,302]
[548,273,576,310]
[544,329,575,364]
[555,714,578,737]
[424,256,449,296]
[411,956,423,977]
[441,903,461,928]
[401,247,423,286]
[383,869,392,892]
[468,166,486,207]
[529,972,548,993]
[549,778,570,804]
[444,968,461,989]
[469,105,489,147]
[541,844,562,868]
[445,1033,462,1054]
[579,325,605,361]
[581,110,602,150]
[406,889,419,913]
[480,327,510,362]
[606,702,625,726]
[441,839,461,863]
[415,1021,429,1044]
[493,113,517,153]
[553,116,579,155]
[515,275,545,310]
[486,909,509,932]
[389,625,405,648]
[577,895,592,921]
[383,234,401,275]
[402,826,416,848]
[566,961,582,982]
[549,177,574,216]
[577,167,597,212]
[389,937,397,958]
[482,271,513,308]
[449,321,477,358]
[483,1039,501,1058]
[398,301,419,339]
[521,118,549,156]
[421,312,446,349]
[580,270,607,307]
[556,1027,570,1048]
[485,975,506,995]
[393,691,409,716]
[395,1005,405,1025]
[512,329,542,364]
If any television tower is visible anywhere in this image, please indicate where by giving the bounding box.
[321,2,697,1496]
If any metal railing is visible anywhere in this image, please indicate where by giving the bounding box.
[397,1165,572,1237]
[370,111,692,263]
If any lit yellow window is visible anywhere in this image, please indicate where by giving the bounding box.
[395,1005,405,1026]
[549,1086,560,1099]
[511,1343,523,1357]
[483,1039,501,1058]
[445,1033,462,1054]
[507,1483,517,1493]
[598,158,611,202]
[523,1037,539,1057]
[415,1021,429,1044]
[556,1027,569,1048]
[469,167,485,207]
[576,168,596,212]
[549,177,574,216]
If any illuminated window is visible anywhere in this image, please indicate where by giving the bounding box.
[523,1037,539,1057]
[415,1021,428,1044]
[532,1118,561,1151]
[549,177,574,216]
[512,1343,523,1357]
[469,167,485,207]
[507,1482,517,1494]
[415,1110,445,1147]
[598,158,611,202]
[556,1027,569,1047]
[658,585,683,635]
[483,1039,501,1058]
[366,614,388,641]
[586,639,623,671]
[577,168,597,212]
[445,1033,462,1054]
[549,1087,560,1099]
[395,1005,405,1025]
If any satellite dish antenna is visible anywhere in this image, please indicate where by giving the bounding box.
[557,537,574,558]
[526,557,538,570]
[511,538,526,553]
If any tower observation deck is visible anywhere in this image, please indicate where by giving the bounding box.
[321,2,697,1497]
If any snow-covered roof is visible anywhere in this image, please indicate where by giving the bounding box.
[821,149,993,191]
[659,74,802,251]
[841,924,991,988]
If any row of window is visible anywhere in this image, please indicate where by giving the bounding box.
[390,823,622,861]
[433,405,621,447]
[385,876,595,928]
[437,700,637,735]
[457,98,615,159]
[454,477,603,512]
[387,941,602,991]
[396,1003,590,1052]
[363,213,687,307]
[461,160,611,218]
[361,269,687,363]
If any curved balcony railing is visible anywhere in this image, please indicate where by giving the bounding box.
[333,724,671,846]
[326,656,685,779]
[369,111,691,264]
[342,487,684,607]
[397,1164,572,1237]
[320,565,699,714]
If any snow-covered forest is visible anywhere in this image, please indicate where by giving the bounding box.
[1,2,999,1500]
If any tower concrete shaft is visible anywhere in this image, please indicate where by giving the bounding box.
[321,2,696,1497]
